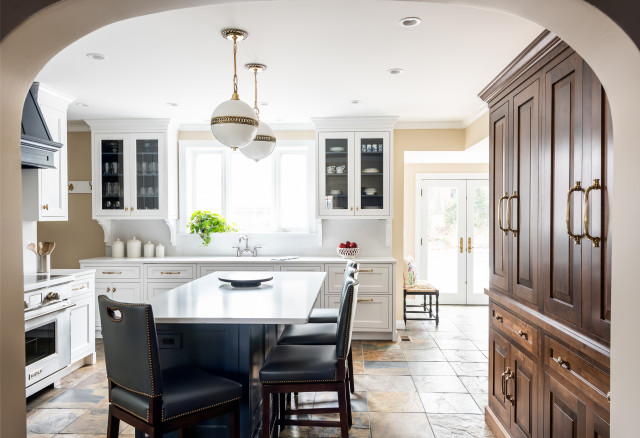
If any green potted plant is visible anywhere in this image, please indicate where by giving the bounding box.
[187,210,237,246]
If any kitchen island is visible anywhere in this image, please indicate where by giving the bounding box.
[145,271,326,438]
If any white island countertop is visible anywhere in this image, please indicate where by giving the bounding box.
[148,271,326,324]
[80,256,396,264]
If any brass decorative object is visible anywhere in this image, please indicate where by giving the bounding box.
[507,191,518,236]
[566,181,584,244]
[583,178,602,247]
[498,192,509,235]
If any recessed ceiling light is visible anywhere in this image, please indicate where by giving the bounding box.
[399,17,421,27]
[388,68,404,75]
[75,102,89,107]
[86,52,106,61]
[166,102,179,107]
[351,100,361,104]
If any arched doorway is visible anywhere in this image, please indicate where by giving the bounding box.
[2,0,638,435]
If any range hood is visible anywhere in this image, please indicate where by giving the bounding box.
[21,83,63,169]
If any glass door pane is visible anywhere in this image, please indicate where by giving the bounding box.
[419,180,467,305]
[135,138,159,212]
[358,136,384,212]
[323,138,350,212]
[100,139,125,211]
[466,180,490,305]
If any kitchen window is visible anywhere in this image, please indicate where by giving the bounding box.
[179,139,314,232]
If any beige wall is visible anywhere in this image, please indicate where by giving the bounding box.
[38,132,104,268]
[403,163,489,261]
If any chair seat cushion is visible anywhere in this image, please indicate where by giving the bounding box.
[111,365,242,422]
[278,322,337,345]
[260,345,338,384]
[308,308,339,323]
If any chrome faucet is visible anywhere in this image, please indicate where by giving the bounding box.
[233,235,261,257]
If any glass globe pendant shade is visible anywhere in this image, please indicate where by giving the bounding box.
[210,98,258,150]
[240,120,276,162]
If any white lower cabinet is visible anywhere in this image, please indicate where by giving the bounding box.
[69,293,95,363]
[94,281,142,335]
[280,265,324,309]
[325,294,392,331]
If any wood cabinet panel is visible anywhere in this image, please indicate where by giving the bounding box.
[489,328,511,426]
[543,373,584,438]
[490,302,539,357]
[542,53,584,327]
[585,406,609,438]
[511,80,540,306]
[489,101,511,293]
[511,347,537,438]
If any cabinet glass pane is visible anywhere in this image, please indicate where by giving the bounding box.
[324,138,349,211]
[136,139,159,211]
[26,321,56,366]
[359,137,384,210]
[101,139,125,210]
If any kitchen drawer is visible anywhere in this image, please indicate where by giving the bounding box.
[544,335,610,408]
[145,264,195,280]
[70,277,94,297]
[326,264,391,294]
[325,294,391,331]
[93,266,141,280]
[198,264,275,278]
[279,264,323,272]
[490,302,539,357]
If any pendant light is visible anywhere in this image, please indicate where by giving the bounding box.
[210,29,258,150]
[240,63,277,162]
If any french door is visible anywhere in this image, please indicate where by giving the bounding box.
[417,177,489,305]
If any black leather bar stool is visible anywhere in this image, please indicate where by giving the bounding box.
[98,295,242,438]
[278,261,359,395]
[260,276,359,438]
[307,260,358,323]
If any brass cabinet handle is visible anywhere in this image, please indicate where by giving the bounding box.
[583,179,602,247]
[357,298,374,302]
[112,287,116,292]
[507,191,518,236]
[68,183,74,191]
[501,368,509,396]
[553,356,570,370]
[125,207,129,211]
[518,329,528,340]
[504,369,515,405]
[459,237,463,254]
[498,192,509,235]
[495,315,503,322]
[356,206,359,211]
[72,285,86,291]
[131,206,135,211]
[106,287,111,292]
[359,269,374,273]
[350,206,353,211]
[161,271,181,275]
[102,271,123,275]
[42,204,49,210]
[467,237,472,254]
[566,181,584,244]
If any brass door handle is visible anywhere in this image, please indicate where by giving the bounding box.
[504,369,515,405]
[498,192,509,235]
[495,315,503,322]
[501,368,509,396]
[459,237,463,253]
[583,179,602,247]
[553,356,570,370]
[566,181,584,244]
[507,191,518,236]
[468,237,472,254]
[518,329,528,340]
[357,298,374,302]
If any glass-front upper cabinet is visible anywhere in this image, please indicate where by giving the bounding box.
[92,130,166,218]
[317,130,391,218]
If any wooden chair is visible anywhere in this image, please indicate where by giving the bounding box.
[260,276,359,438]
[98,295,242,438]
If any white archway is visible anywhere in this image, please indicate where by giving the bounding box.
[2,0,637,435]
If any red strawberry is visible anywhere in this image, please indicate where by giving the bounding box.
[350,242,358,248]
[339,243,347,248]
[345,241,351,246]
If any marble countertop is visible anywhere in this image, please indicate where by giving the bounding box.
[148,271,326,324]
[80,256,396,264]
[24,268,96,292]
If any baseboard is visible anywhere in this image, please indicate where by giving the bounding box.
[485,406,510,438]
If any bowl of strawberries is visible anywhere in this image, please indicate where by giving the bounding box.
[337,241,359,259]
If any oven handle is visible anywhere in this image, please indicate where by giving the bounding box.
[24,302,76,321]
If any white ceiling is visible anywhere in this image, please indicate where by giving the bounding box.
[35,1,543,127]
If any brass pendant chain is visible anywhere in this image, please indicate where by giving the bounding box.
[232,36,239,99]
[253,68,260,120]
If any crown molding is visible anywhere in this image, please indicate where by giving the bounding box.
[85,118,172,131]
[37,83,75,109]
[395,120,465,130]
[311,116,398,131]
[68,120,91,132]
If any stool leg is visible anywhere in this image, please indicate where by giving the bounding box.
[435,292,440,326]
[429,294,433,316]
[403,289,407,328]
[230,401,240,438]
[262,387,271,438]
[107,408,120,438]
[423,294,427,311]
[279,393,286,431]
[345,378,353,427]
[348,348,355,393]
[337,383,349,437]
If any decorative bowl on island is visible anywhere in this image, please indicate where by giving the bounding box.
[337,247,359,259]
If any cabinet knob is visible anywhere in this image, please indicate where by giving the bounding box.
[607,392,611,402]
[42,204,49,210]
[518,329,528,340]
[112,287,117,293]
[131,206,135,211]
[125,207,129,211]
[494,315,503,322]
[106,287,111,292]
[356,206,359,211]
[553,356,570,370]
[350,206,353,211]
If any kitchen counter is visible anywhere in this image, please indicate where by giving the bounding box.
[24,269,95,292]
[149,271,326,324]
[80,255,396,264]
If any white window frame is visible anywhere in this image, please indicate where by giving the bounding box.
[178,139,316,234]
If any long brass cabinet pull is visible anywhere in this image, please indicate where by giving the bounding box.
[566,181,584,244]
[553,356,570,370]
[507,191,518,236]
[161,271,181,275]
[459,237,463,253]
[467,237,472,254]
[583,179,602,247]
[357,299,374,303]
[501,368,510,396]
[504,369,515,405]
[498,192,509,235]
[102,271,123,275]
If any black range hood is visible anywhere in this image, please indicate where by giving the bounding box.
[21,82,63,169]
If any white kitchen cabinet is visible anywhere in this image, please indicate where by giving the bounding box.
[314,118,395,218]
[68,271,96,365]
[145,264,196,280]
[22,85,74,221]
[87,119,178,222]
[279,264,324,308]
[94,281,142,336]
[326,263,392,294]
[325,294,392,331]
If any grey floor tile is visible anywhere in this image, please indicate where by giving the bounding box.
[428,413,495,437]
[419,392,482,414]
[407,361,457,376]
[370,412,434,438]
[412,375,468,393]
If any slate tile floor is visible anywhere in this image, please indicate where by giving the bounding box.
[26,305,492,437]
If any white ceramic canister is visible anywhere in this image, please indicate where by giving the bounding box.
[155,243,165,258]
[127,236,142,258]
[144,241,155,258]
[112,238,125,258]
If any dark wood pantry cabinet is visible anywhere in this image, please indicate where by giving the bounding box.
[480,30,612,438]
